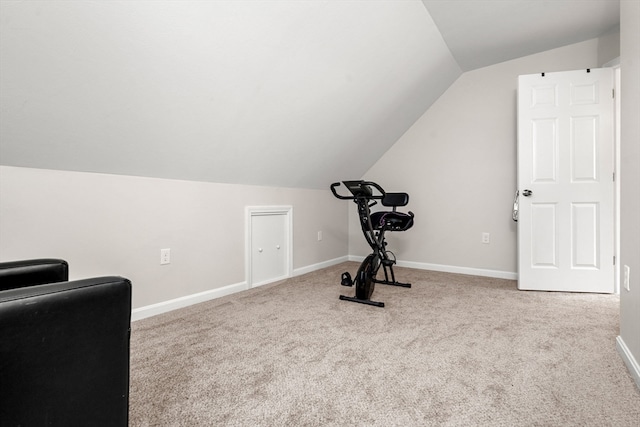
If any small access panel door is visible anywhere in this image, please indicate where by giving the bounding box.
[247,207,292,287]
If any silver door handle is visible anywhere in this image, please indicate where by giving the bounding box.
[522,189,532,197]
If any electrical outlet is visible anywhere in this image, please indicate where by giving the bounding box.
[482,232,490,244]
[623,265,631,291]
[318,231,323,241]
[160,248,171,265]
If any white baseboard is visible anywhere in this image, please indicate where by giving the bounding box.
[131,281,247,322]
[132,256,517,321]
[293,255,349,277]
[348,255,518,280]
[616,335,640,390]
[132,256,349,321]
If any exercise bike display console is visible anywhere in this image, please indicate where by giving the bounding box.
[330,180,414,307]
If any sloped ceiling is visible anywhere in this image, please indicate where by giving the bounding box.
[422,0,620,71]
[0,1,620,189]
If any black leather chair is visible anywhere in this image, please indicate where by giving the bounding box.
[0,259,131,427]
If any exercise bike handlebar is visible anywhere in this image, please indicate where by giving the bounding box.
[330,181,386,200]
[330,182,351,200]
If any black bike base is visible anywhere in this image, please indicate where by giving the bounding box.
[374,278,411,288]
[339,295,385,308]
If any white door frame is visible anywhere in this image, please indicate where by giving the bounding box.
[603,56,621,294]
[245,206,293,288]
[612,61,621,294]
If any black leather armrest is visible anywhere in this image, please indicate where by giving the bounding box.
[0,258,69,291]
[0,276,132,427]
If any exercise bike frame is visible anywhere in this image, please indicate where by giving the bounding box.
[331,181,412,307]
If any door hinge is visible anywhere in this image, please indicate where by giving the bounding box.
[612,88,615,98]
[613,172,615,182]
[614,255,616,265]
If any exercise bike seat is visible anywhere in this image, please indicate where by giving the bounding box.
[371,192,414,231]
[371,211,414,231]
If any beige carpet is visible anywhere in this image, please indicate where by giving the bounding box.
[130,262,640,426]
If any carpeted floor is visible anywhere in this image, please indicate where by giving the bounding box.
[129,262,640,426]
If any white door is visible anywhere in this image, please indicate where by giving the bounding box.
[247,207,292,287]
[517,68,614,293]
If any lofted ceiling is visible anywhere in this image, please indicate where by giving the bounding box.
[422,0,620,71]
[0,1,620,189]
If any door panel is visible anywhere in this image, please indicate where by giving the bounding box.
[247,207,293,288]
[571,116,598,181]
[571,202,599,268]
[532,118,557,182]
[251,213,286,284]
[518,68,614,293]
[530,203,558,267]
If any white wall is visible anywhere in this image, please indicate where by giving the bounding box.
[0,166,348,310]
[597,25,620,66]
[353,38,601,277]
[618,0,640,388]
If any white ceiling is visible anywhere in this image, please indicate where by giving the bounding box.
[0,1,620,189]
[422,0,620,71]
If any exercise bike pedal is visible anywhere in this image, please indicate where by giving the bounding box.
[381,258,396,267]
[340,272,353,287]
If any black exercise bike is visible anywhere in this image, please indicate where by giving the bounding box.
[330,180,415,307]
